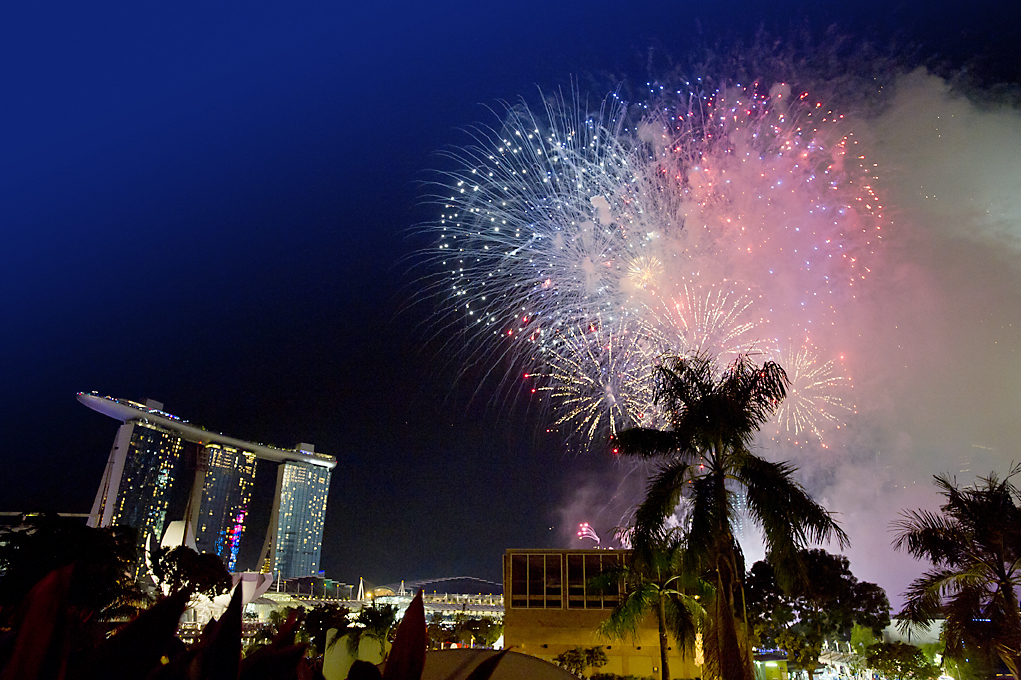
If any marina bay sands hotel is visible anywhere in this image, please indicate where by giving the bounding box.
[79,392,337,579]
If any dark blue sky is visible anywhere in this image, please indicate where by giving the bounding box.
[1,0,1015,586]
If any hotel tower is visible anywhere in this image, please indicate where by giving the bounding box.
[79,392,337,579]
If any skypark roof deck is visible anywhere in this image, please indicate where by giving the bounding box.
[78,392,336,469]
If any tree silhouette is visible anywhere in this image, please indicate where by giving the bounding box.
[597,531,706,680]
[553,646,608,677]
[347,602,398,661]
[613,353,848,680]
[149,545,232,604]
[894,466,1021,680]
[746,550,890,680]
[0,512,143,627]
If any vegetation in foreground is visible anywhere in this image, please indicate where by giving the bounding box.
[3,351,1021,680]
[895,466,1021,680]
[0,514,506,679]
[609,353,847,680]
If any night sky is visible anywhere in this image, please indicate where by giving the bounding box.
[3,1,1020,601]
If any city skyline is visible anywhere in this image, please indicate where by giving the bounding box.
[80,392,336,578]
[1,0,1019,605]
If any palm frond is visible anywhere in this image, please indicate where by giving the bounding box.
[662,591,704,653]
[896,469,1021,679]
[631,461,697,558]
[654,353,717,418]
[892,509,966,564]
[738,454,848,589]
[898,566,960,626]
[684,473,730,568]
[598,581,659,642]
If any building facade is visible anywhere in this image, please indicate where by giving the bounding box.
[191,444,258,571]
[503,548,701,680]
[88,415,185,571]
[260,457,332,579]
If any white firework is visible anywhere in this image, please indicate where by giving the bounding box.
[431,93,648,371]
[424,82,883,448]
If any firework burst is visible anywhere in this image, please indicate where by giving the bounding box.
[769,344,854,446]
[577,522,601,545]
[537,318,657,445]
[430,93,640,374]
[424,82,884,449]
[642,283,759,361]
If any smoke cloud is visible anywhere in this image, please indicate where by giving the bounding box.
[557,68,1021,608]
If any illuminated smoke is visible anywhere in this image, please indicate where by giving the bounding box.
[428,68,1021,608]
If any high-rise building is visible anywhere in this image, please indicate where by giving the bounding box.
[190,444,258,571]
[88,410,185,569]
[80,393,337,579]
[259,455,332,579]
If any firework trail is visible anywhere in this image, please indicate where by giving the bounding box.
[577,522,601,545]
[426,82,883,448]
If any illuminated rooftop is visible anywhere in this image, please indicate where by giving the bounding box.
[77,392,336,469]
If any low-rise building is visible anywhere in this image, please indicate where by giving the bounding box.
[503,548,702,679]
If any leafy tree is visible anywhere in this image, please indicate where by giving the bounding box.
[248,606,303,651]
[612,353,848,680]
[744,561,787,650]
[849,626,948,680]
[303,601,350,652]
[849,622,879,653]
[865,641,941,680]
[425,609,502,649]
[746,550,890,680]
[149,545,232,604]
[930,640,1000,680]
[584,646,609,675]
[555,648,588,676]
[845,624,879,679]
[426,612,455,649]
[0,512,144,626]
[894,466,1021,680]
[598,532,705,680]
[554,646,609,677]
[458,616,503,648]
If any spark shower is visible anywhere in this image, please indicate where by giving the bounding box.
[426,81,885,450]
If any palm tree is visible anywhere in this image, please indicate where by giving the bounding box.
[612,353,848,680]
[598,530,707,680]
[893,466,1021,680]
[347,602,398,661]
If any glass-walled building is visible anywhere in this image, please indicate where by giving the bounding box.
[267,459,332,579]
[113,422,184,544]
[88,418,185,575]
[194,444,258,571]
